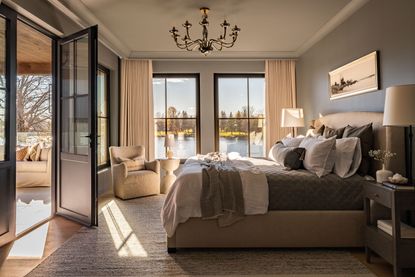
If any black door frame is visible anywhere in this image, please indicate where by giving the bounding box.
[0,4,17,246]
[11,15,59,239]
[56,26,98,226]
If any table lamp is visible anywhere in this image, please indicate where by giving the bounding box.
[164,134,175,159]
[383,84,415,185]
[281,108,305,136]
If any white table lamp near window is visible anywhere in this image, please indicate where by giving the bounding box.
[281,108,305,136]
[164,134,175,159]
[383,84,415,185]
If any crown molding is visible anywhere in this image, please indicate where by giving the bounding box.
[296,0,370,56]
[129,51,298,60]
[47,0,130,58]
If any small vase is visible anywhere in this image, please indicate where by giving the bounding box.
[376,164,393,183]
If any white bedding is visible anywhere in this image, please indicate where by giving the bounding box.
[161,155,271,237]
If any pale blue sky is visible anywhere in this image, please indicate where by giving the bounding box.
[153,77,264,118]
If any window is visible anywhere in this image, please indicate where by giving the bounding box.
[153,74,200,159]
[215,74,265,157]
[97,66,110,167]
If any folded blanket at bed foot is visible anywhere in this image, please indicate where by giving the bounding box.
[161,155,269,237]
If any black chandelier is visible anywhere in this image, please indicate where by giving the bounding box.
[169,7,240,55]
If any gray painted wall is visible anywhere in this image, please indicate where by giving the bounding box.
[153,60,265,154]
[297,0,415,126]
[296,0,415,178]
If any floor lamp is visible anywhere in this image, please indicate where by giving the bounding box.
[281,108,305,136]
[383,84,415,185]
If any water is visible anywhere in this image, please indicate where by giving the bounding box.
[155,136,264,158]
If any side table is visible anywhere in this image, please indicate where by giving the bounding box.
[159,158,180,194]
[364,182,415,277]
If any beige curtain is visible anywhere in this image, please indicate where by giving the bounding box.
[120,59,155,160]
[265,59,297,152]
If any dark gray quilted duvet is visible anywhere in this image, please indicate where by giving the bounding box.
[255,165,368,211]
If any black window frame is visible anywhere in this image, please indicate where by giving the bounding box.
[97,64,110,170]
[214,73,266,157]
[153,73,201,159]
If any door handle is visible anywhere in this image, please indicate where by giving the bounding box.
[81,134,94,148]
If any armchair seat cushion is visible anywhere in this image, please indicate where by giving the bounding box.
[125,170,158,184]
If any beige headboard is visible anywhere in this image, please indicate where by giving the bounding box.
[313,112,405,176]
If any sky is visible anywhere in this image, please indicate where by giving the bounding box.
[153,77,265,118]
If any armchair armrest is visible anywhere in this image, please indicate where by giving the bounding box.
[145,160,160,174]
[112,163,128,184]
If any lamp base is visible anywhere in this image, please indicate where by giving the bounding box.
[166,150,174,159]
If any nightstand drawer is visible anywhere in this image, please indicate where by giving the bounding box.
[364,184,392,208]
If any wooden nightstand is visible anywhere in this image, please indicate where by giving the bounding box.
[364,182,415,277]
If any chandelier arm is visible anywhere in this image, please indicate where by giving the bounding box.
[210,37,237,48]
[170,7,239,55]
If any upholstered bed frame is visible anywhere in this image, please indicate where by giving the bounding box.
[167,112,405,252]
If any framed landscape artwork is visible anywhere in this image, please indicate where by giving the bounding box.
[329,51,379,100]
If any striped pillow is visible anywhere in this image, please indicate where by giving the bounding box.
[16,146,29,161]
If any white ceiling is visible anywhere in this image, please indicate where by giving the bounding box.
[59,0,369,59]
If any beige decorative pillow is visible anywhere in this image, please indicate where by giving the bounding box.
[116,156,143,163]
[25,143,39,161]
[122,160,145,172]
[40,148,50,161]
[16,147,29,161]
[35,144,43,161]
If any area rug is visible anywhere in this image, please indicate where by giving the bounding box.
[28,195,374,276]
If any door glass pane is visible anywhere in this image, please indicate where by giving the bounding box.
[61,42,74,97]
[0,18,6,161]
[76,37,88,95]
[249,118,265,157]
[167,119,196,158]
[61,98,75,154]
[155,119,166,159]
[218,78,248,118]
[218,119,248,156]
[75,96,89,155]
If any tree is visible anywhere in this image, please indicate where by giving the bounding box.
[16,75,52,132]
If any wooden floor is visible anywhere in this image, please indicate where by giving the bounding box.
[0,193,399,277]
[0,216,82,277]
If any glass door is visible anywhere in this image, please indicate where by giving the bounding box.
[57,26,98,226]
[0,5,17,247]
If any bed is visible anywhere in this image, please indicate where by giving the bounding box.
[163,112,405,252]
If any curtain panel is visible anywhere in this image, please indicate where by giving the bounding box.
[265,59,297,152]
[120,59,155,160]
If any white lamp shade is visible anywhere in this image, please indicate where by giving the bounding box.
[164,134,175,147]
[281,108,305,128]
[383,84,415,126]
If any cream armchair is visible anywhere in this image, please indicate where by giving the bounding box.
[109,146,160,200]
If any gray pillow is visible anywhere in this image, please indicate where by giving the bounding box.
[342,123,373,176]
[323,126,346,139]
[269,142,305,170]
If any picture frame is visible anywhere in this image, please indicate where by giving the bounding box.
[329,51,379,100]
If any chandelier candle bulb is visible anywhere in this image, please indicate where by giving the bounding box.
[169,7,240,55]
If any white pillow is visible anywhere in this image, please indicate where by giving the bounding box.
[334,138,362,178]
[281,136,304,147]
[299,136,336,177]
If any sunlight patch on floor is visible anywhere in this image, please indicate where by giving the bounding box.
[102,200,148,257]
[16,199,51,234]
[8,223,49,259]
